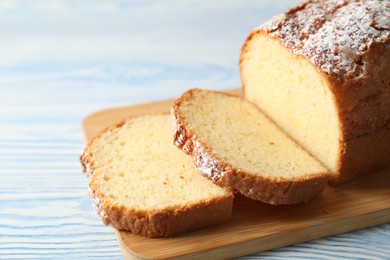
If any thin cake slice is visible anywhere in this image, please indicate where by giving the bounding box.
[171,89,331,205]
[80,114,233,238]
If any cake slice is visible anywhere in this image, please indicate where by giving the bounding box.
[171,89,331,205]
[80,114,233,238]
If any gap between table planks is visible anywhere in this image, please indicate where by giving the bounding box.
[82,89,390,260]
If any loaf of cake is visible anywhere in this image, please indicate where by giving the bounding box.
[171,89,330,205]
[80,114,233,238]
[240,0,390,184]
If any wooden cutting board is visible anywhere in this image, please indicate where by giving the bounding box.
[82,89,390,260]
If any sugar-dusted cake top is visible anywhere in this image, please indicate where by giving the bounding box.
[260,0,390,82]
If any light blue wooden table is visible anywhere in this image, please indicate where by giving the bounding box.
[1,1,389,259]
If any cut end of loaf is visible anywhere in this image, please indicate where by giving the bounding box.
[171,89,331,205]
[240,32,341,178]
[81,114,233,237]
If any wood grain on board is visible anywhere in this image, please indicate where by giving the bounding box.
[82,89,390,260]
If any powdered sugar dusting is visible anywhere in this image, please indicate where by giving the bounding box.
[261,0,390,82]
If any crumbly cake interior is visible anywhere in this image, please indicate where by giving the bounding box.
[241,34,340,174]
[180,90,328,179]
[90,115,230,212]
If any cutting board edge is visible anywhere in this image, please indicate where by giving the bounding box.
[114,208,390,260]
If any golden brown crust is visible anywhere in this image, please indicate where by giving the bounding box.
[240,0,390,184]
[80,115,233,238]
[334,127,390,184]
[86,175,233,238]
[171,89,330,205]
